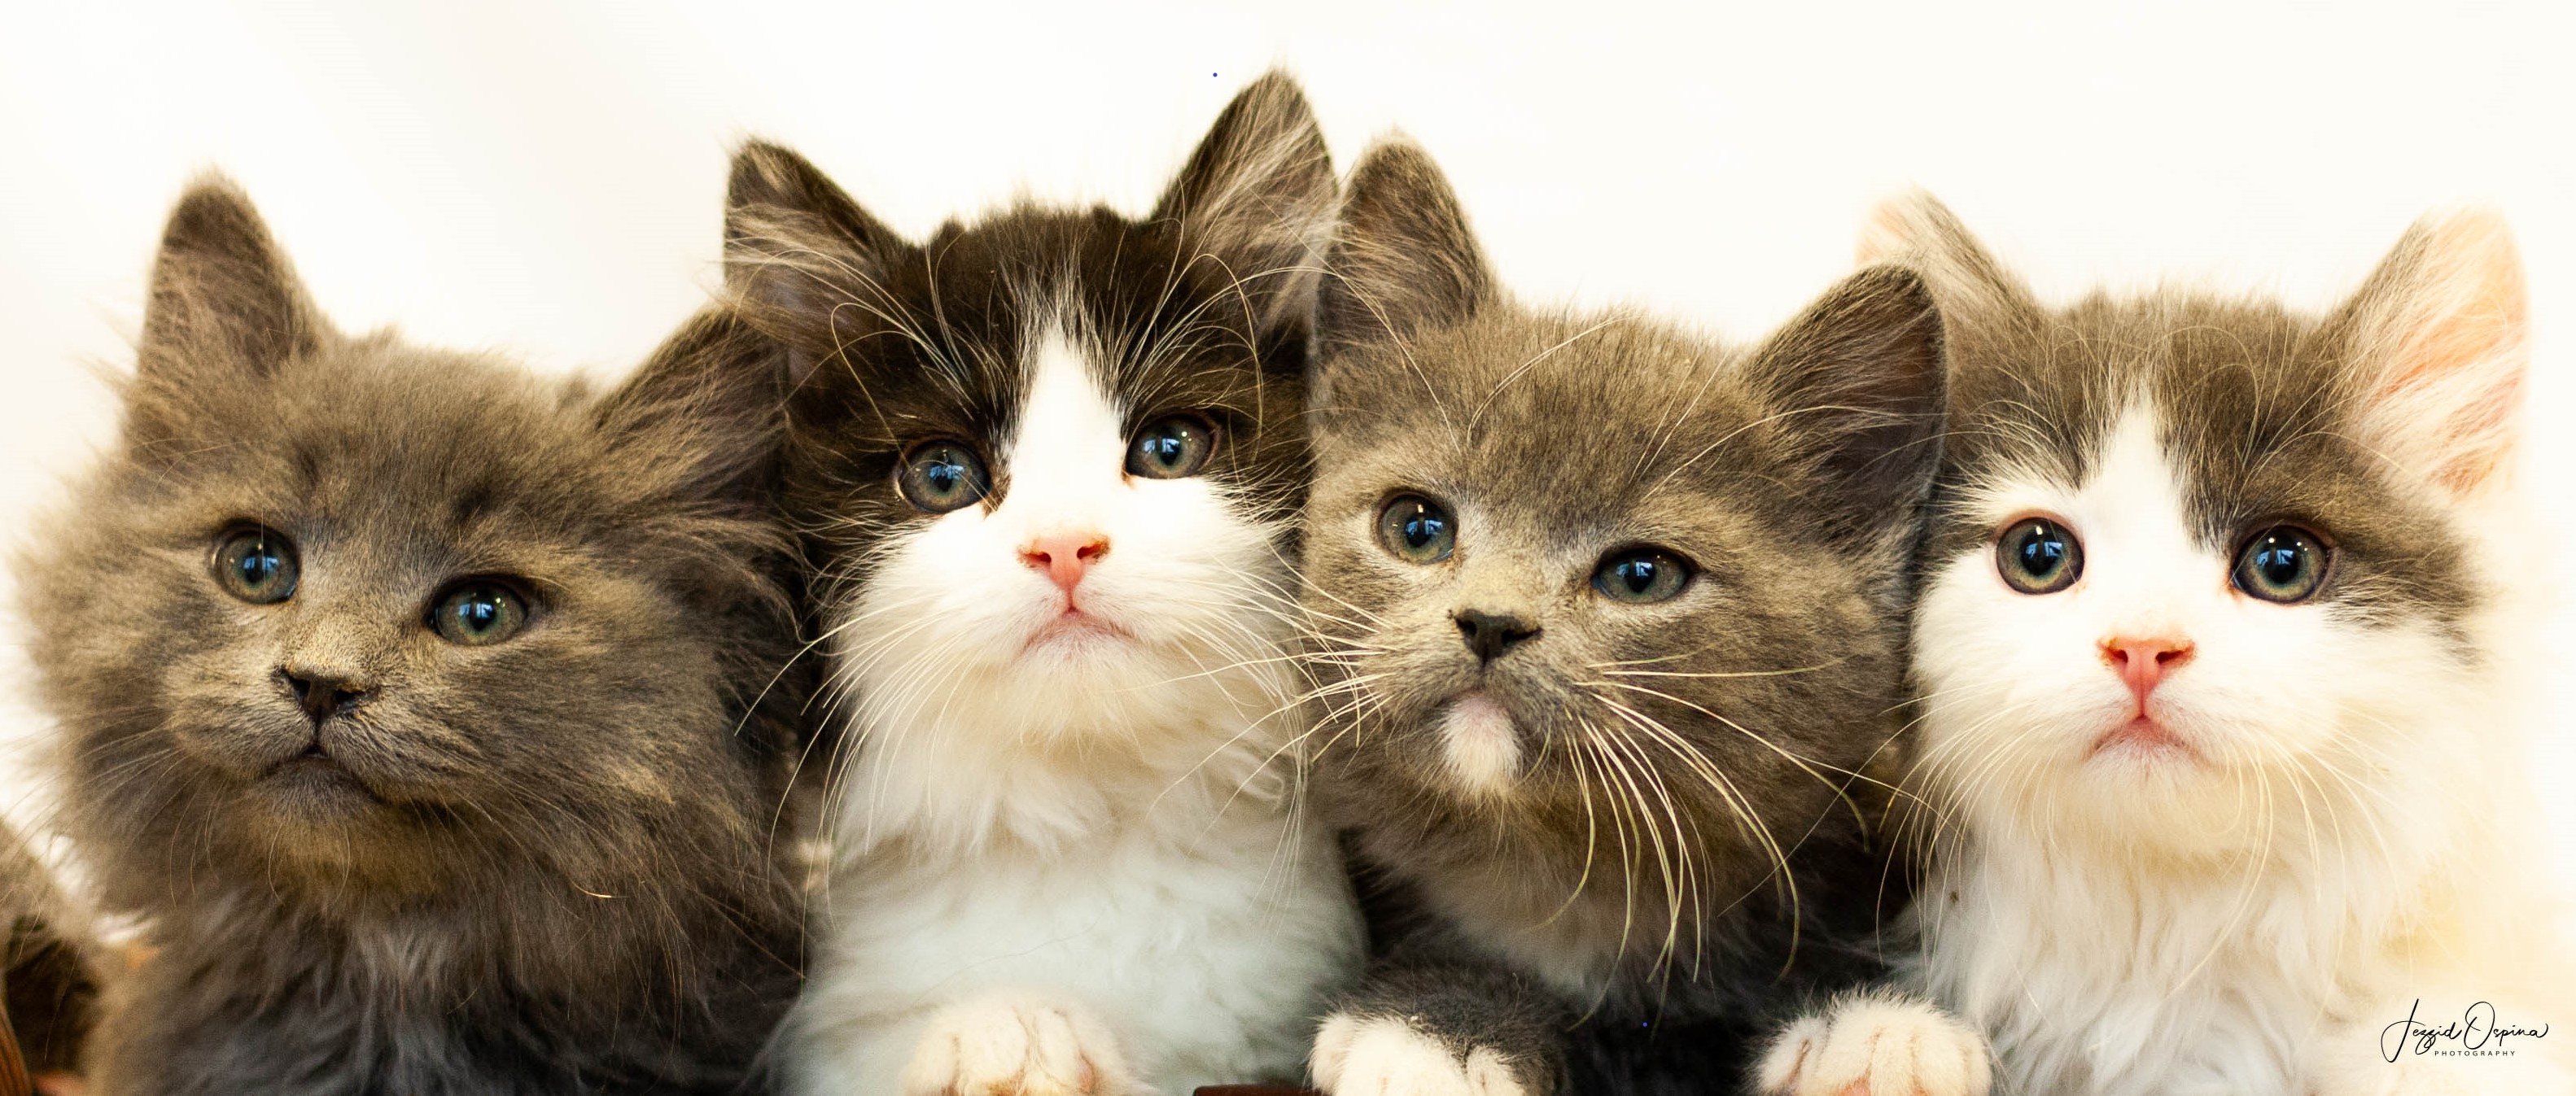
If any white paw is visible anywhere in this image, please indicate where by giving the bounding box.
[1310,1014,1529,1096]
[900,994,1135,1096]
[1755,993,1991,1096]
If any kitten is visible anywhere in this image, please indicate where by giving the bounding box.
[21,180,810,1094]
[1875,194,2576,1095]
[1296,138,1988,1096]
[722,73,1362,1095]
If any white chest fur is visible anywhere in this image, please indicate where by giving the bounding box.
[787,771,1359,1094]
[1922,836,2328,1096]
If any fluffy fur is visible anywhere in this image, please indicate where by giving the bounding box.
[20,180,810,1094]
[1297,138,1983,1096]
[1880,193,2576,1095]
[724,72,1361,1095]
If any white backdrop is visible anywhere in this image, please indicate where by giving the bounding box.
[2,1,2569,880]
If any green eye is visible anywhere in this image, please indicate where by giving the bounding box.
[2233,526,2329,604]
[1997,517,2083,595]
[1375,495,1456,564]
[212,527,299,604]
[431,581,531,646]
[897,441,991,513]
[1593,548,1692,604]
[1126,413,1218,479]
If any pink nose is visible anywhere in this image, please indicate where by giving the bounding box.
[2102,635,2194,706]
[1021,531,1110,593]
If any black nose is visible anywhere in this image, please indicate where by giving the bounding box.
[280,667,371,723]
[1454,609,1539,664]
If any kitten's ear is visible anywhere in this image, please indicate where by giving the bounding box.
[2325,207,2527,500]
[1745,265,1948,547]
[137,176,330,389]
[1152,70,1336,334]
[723,140,912,386]
[1317,137,1493,359]
[1855,190,2037,331]
[595,308,788,509]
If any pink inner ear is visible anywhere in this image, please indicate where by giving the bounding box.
[2368,213,2529,495]
[1855,197,1925,267]
[2409,352,2524,496]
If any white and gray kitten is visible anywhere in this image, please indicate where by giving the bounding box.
[1878,194,2573,1096]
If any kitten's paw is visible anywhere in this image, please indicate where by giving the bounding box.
[1755,993,1991,1096]
[1310,1014,1529,1096]
[900,994,1135,1096]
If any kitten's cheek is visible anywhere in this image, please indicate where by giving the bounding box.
[159,681,307,778]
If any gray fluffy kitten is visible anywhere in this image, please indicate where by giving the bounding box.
[21,180,809,1095]
[1297,139,1975,1096]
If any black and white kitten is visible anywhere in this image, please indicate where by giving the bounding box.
[23,180,809,1094]
[1297,140,1987,1096]
[724,74,1362,1095]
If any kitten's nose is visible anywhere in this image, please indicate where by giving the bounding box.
[1021,531,1111,594]
[1454,609,1540,665]
[279,666,373,724]
[2101,635,2193,706]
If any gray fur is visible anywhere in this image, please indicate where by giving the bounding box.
[1880,194,2479,632]
[20,179,810,1094]
[1302,139,1945,1094]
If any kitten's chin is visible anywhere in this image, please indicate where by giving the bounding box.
[1438,693,1523,798]
[1017,608,1134,659]
[2084,716,2203,763]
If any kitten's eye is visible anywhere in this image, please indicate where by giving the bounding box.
[1375,495,1456,565]
[2233,526,2329,604]
[1594,548,1692,604]
[897,441,991,513]
[1996,517,2084,595]
[1126,413,1218,479]
[431,581,531,646]
[212,527,299,605]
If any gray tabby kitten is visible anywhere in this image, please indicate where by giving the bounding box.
[1297,140,1988,1096]
[21,179,808,1095]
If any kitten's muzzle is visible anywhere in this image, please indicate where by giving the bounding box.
[1452,609,1539,665]
[277,666,374,725]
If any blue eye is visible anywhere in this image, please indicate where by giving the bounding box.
[431,581,531,646]
[1375,495,1455,564]
[1126,413,1218,479]
[1997,517,2083,595]
[212,527,299,604]
[2233,526,2329,604]
[897,441,990,513]
[1594,548,1691,604]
